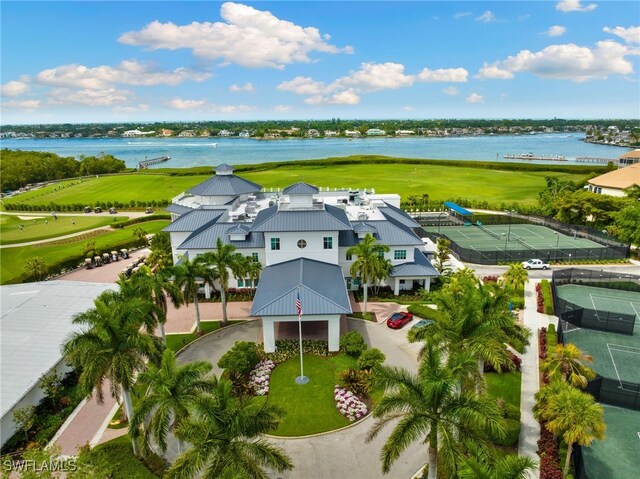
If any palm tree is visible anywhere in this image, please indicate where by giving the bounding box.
[542,343,596,388]
[366,344,505,479]
[198,238,245,327]
[501,263,529,291]
[459,443,536,479]
[165,377,293,479]
[62,290,163,456]
[171,255,217,333]
[130,350,216,455]
[23,257,47,281]
[120,266,184,343]
[244,258,262,297]
[347,233,390,313]
[534,381,606,478]
[372,257,392,295]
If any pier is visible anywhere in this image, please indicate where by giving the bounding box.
[503,153,566,161]
[575,157,617,165]
[138,155,171,169]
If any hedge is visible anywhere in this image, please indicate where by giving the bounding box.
[540,280,554,315]
[110,214,171,228]
[407,304,444,322]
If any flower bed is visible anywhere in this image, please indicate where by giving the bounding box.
[262,339,329,363]
[333,386,368,422]
[248,360,276,396]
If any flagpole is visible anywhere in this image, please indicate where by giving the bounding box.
[295,288,308,385]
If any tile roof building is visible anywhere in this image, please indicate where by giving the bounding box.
[587,163,640,197]
[165,164,438,352]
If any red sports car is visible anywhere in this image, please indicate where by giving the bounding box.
[386,312,413,329]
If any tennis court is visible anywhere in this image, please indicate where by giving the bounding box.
[556,284,640,320]
[580,405,640,479]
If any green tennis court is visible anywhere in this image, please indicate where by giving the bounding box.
[556,284,640,319]
[561,327,640,383]
[581,404,640,479]
[423,224,603,252]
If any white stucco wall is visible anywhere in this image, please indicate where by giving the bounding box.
[261,315,341,353]
[264,232,339,266]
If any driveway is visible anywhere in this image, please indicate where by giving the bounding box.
[171,318,425,479]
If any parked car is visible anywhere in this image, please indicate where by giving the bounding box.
[94,207,102,213]
[83,206,91,213]
[109,207,117,214]
[410,319,434,332]
[522,258,550,270]
[145,207,154,214]
[386,312,413,329]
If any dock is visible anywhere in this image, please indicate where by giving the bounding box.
[503,153,566,161]
[575,157,617,164]
[138,155,171,169]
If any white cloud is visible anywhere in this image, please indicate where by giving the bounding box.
[466,93,484,103]
[1,99,42,111]
[113,104,150,114]
[454,11,472,19]
[1,81,30,97]
[167,98,209,110]
[216,104,254,113]
[273,105,292,112]
[443,86,459,96]
[476,11,496,23]
[48,88,132,106]
[118,2,353,69]
[403,106,416,111]
[603,26,640,44]
[229,82,255,93]
[545,25,567,37]
[556,0,597,13]
[476,40,638,82]
[35,61,210,90]
[279,62,468,105]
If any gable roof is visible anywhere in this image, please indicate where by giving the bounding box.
[250,204,352,232]
[339,218,423,247]
[389,249,439,277]
[587,163,640,189]
[187,174,262,197]
[163,209,222,233]
[165,203,195,216]
[250,258,351,317]
[620,149,640,160]
[378,202,420,227]
[178,223,264,250]
[353,222,378,234]
[283,182,319,195]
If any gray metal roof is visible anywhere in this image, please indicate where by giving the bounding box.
[1,281,116,420]
[389,249,439,277]
[179,223,264,250]
[379,202,420,227]
[283,182,319,195]
[353,222,378,234]
[227,224,251,235]
[250,204,352,232]
[163,209,222,232]
[250,258,351,317]
[215,163,235,175]
[187,174,262,197]
[165,203,195,216]
[339,219,423,247]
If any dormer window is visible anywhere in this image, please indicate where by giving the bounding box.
[297,239,307,249]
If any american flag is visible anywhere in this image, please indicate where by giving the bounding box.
[296,291,302,318]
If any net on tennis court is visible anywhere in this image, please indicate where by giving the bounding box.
[476,224,501,240]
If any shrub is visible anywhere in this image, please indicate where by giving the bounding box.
[547,324,558,349]
[488,417,520,447]
[339,331,367,357]
[338,368,373,397]
[217,341,260,376]
[484,352,522,373]
[482,275,499,283]
[357,348,386,371]
[540,280,554,315]
[262,339,329,363]
[407,304,444,322]
[334,386,368,422]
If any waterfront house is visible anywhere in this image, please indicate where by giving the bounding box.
[366,128,386,136]
[619,149,640,166]
[587,163,640,196]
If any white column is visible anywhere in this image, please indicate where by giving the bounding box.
[393,278,400,296]
[262,318,276,353]
[327,316,340,352]
[424,278,431,292]
[204,283,211,299]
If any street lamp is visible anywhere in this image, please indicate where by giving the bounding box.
[554,232,560,248]
[502,233,508,250]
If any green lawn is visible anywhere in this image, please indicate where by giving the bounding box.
[0,213,130,245]
[0,219,169,284]
[265,354,355,436]
[2,174,208,207]
[166,320,243,352]
[1,160,594,208]
[485,371,522,410]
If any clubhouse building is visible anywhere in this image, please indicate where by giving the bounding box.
[165,164,438,352]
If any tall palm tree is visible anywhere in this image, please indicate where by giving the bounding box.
[198,238,245,327]
[501,263,529,291]
[244,258,262,297]
[347,233,390,313]
[534,381,606,478]
[130,350,216,455]
[459,443,536,479]
[366,343,505,479]
[372,257,392,295]
[542,343,596,388]
[171,255,217,333]
[166,377,293,479]
[62,290,163,456]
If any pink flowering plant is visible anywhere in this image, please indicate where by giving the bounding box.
[334,385,368,422]
[248,359,276,396]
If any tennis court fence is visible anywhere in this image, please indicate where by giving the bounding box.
[552,269,638,335]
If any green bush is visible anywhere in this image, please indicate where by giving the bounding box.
[262,339,329,363]
[489,418,521,447]
[407,304,444,321]
[338,368,373,396]
[339,331,367,357]
[540,280,554,315]
[357,348,386,371]
[547,323,558,349]
[110,214,171,229]
[217,341,260,375]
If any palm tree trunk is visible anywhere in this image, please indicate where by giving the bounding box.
[563,442,573,478]
[221,287,228,327]
[122,387,140,456]
[194,291,201,333]
[428,428,438,479]
[159,321,166,344]
[477,357,485,393]
[363,281,369,314]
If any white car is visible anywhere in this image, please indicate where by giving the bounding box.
[522,259,550,270]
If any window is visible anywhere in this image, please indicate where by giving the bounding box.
[251,252,259,262]
[346,253,353,261]
[237,278,244,287]
[271,237,280,250]
[245,279,251,288]
[378,251,385,258]
[323,236,333,249]
[297,239,307,249]
[394,250,407,260]
[254,278,259,287]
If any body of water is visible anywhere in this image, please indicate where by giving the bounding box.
[0,133,628,169]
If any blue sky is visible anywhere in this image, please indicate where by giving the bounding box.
[1,1,639,124]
